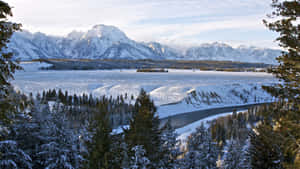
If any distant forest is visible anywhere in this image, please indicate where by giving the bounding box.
[34,59,271,72]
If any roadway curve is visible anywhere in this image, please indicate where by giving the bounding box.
[160,103,268,129]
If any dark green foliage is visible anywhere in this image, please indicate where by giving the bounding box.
[259,0,300,167]
[210,107,262,149]
[41,59,271,71]
[38,89,134,128]
[86,112,113,169]
[124,89,163,168]
[0,0,23,126]
[0,0,21,88]
[249,126,284,169]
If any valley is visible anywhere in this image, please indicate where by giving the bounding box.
[13,62,277,119]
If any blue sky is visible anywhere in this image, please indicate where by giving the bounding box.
[9,0,279,48]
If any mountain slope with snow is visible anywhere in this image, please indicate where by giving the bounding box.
[184,42,281,64]
[7,25,281,64]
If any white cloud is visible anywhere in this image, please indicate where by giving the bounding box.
[8,0,277,47]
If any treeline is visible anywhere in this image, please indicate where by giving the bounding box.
[211,106,264,147]
[1,87,184,168]
[33,89,135,128]
[178,106,263,169]
[38,59,270,71]
[136,68,168,73]
[0,85,274,169]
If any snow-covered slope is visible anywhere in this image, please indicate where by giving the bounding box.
[7,25,281,63]
[185,42,281,64]
[146,42,185,60]
[8,25,164,60]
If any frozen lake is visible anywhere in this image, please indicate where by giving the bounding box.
[13,62,277,110]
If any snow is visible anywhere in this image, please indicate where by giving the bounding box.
[157,82,275,118]
[111,125,130,135]
[176,110,247,142]
[185,42,281,64]
[13,62,277,118]
[8,25,281,63]
[85,24,129,42]
[18,61,53,72]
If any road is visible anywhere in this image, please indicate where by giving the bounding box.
[160,103,268,129]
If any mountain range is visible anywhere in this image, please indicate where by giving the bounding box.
[7,24,281,64]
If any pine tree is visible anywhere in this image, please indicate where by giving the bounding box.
[85,112,113,169]
[129,145,150,169]
[8,101,84,169]
[160,120,182,169]
[183,123,218,169]
[249,126,284,169]
[0,2,32,167]
[222,139,243,169]
[124,89,162,168]
[0,140,32,169]
[238,139,252,169]
[0,0,22,126]
[36,104,84,169]
[260,0,300,167]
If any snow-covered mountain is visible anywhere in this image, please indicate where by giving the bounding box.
[146,42,185,60]
[7,25,164,60]
[184,42,281,64]
[7,24,281,64]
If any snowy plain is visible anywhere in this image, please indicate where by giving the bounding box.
[12,62,278,118]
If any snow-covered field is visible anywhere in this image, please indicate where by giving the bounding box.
[12,62,277,117]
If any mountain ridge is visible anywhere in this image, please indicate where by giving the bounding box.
[6,24,281,64]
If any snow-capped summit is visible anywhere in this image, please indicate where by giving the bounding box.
[67,31,84,40]
[84,24,129,42]
[6,24,281,63]
[200,42,231,48]
[66,25,129,43]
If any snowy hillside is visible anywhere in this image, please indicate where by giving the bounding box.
[7,25,163,60]
[146,42,185,60]
[185,42,281,64]
[7,25,281,63]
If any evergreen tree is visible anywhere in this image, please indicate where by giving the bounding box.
[183,123,218,169]
[0,140,32,169]
[129,145,150,169]
[85,112,113,169]
[58,89,64,102]
[249,126,284,169]
[222,139,243,169]
[160,120,182,169]
[260,0,300,167]
[0,0,22,126]
[8,101,84,169]
[124,89,162,168]
[36,104,84,169]
[0,2,32,167]
[238,139,252,169]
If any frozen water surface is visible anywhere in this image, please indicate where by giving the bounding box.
[12,62,278,117]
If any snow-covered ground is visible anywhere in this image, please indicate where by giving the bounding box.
[17,61,53,71]
[13,62,278,118]
[157,82,275,118]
